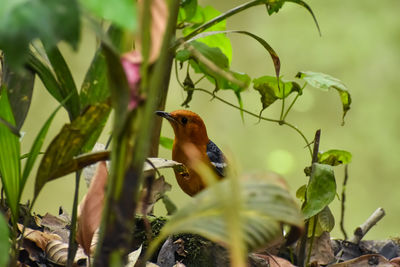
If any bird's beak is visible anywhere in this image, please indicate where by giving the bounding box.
[155,111,176,122]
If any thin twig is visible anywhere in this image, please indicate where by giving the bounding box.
[193,87,313,157]
[350,207,385,244]
[340,165,349,240]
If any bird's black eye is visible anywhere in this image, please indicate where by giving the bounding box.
[181,117,188,125]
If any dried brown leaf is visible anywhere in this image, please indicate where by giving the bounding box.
[124,0,168,64]
[76,161,108,256]
[252,253,295,267]
[308,231,335,265]
[330,254,395,267]
[18,223,61,251]
[137,175,172,215]
[41,212,70,243]
[46,239,86,266]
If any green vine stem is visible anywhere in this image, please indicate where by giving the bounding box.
[176,0,264,46]
[192,88,313,157]
[282,83,307,120]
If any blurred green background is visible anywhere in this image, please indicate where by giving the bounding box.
[20,0,400,240]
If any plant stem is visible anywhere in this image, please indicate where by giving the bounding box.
[178,0,263,45]
[282,83,306,121]
[340,165,349,240]
[297,129,321,267]
[174,59,185,89]
[282,93,299,120]
[67,171,81,267]
[193,88,313,156]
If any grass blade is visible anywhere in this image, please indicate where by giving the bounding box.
[44,45,80,120]
[0,88,21,223]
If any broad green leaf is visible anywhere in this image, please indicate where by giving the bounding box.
[1,59,35,130]
[159,136,173,150]
[183,6,232,63]
[34,102,111,198]
[187,30,280,78]
[0,88,21,222]
[296,71,351,124]
[296,184,307,201]
[265,0,320,35]
[147,175,303,256]
[79,27,124,153]
[80,0,137,31]
[21,103,63,194]
[178,0,198,25]
[253,75,301,111]
[80,26,125,109]
[45,46,80,120]
[0,213,10,267]
[318,149,352,166]
[318,206,335,233]
[177,41,249,93]
[0,0,80,68]
[302,163,336,219]
[182,41,229,69]
[308,206,334,237]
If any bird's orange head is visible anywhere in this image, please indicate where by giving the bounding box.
[156,110,209,145]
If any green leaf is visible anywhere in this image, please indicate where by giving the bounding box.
[27,51,64,106]
[80,26,125,109]
[1,59,35,130]
[0,0,80,68]
[147,175,303,255]
[178,0,198,24]
[34,102,111,198]
[187,30,281,78]
[265,1,285,15]
[308,206,334,237]
[183,41,229,69]
[296,184,307,202]
[0,213,10,267]
[318,149,352,166]
[0,88,21,222]
[159,136,173,150]
[21,103,63,195]
[296,71,351,124]
[302,163,336,219]
[183,6,232,63]
[44,46,80,120]
[178,41,249,92]
[80,0,137,31]
[253,75,301,111]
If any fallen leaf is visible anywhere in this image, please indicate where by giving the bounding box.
[41,213,70,243]
[17,224,61,251]
[330,254,395,267]
[251,253,295,267]
[46,239,87,266]
[307,231,335,265]
[137,175,172,215]
[76,161,108,256]
[125,245,142,267]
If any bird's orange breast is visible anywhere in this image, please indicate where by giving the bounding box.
[172,142,209,196]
